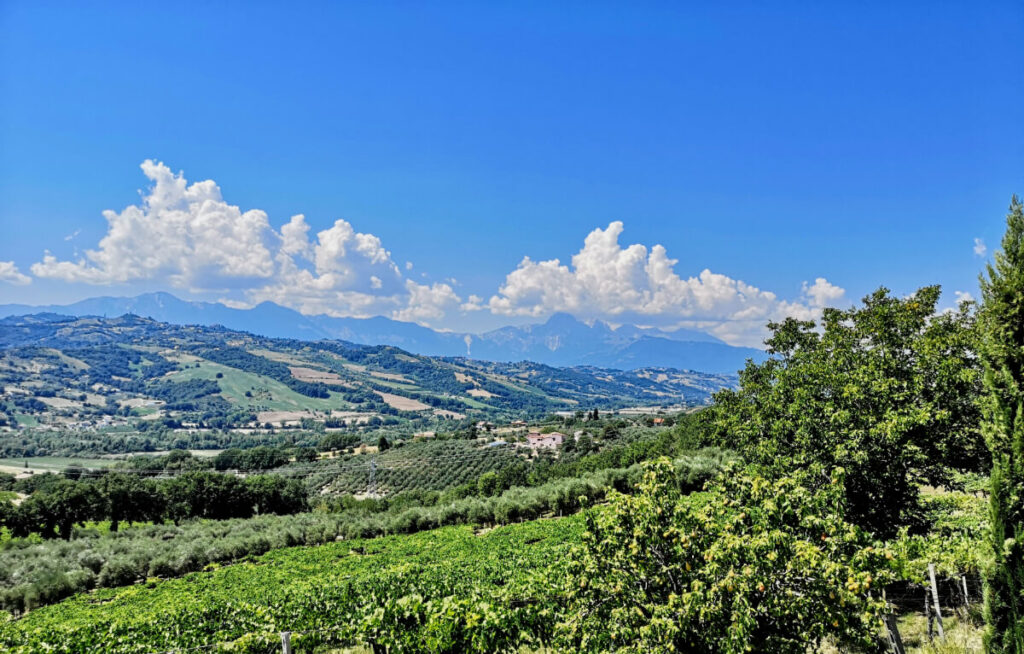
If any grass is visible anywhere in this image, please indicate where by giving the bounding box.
[13,414,37,427]
[897,607,984,653]
[458,395,492,409]
[167,359,347,412]
[817,606,985,653]
[0,456,118,472]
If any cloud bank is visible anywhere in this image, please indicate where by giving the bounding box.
[18,161,848,346]
[474,221,845,345]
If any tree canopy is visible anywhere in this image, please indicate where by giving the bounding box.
[707,286,984,536]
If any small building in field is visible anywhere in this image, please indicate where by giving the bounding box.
[652,417,665,425]
[525,431,565,450]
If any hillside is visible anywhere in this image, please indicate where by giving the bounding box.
[0,313,735,455]
[0,293,766,373]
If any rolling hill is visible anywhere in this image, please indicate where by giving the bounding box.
[0,313,737,456]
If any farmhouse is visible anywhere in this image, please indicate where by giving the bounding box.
[525,431,565,450]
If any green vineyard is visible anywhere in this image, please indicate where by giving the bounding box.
[0,516,582,653]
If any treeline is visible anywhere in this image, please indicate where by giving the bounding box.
[64,345,176,385]
[109,446,314,474]
[142,378,226,411]
[0,470,308,541]
[0,425,321,458]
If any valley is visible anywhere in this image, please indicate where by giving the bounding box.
[0,313,735,458]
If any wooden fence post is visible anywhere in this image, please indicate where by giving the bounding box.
[281,631,292,654]
[883,614,906,654]
[925,586,934,641]
[961,575,970,607]
[928,563,945,640]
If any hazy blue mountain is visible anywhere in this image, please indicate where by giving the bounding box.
[0,293,765,373]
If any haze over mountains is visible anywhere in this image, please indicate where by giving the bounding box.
[0,292,766,374]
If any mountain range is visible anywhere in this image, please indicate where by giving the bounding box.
[0,292,766,374]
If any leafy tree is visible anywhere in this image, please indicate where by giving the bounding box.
[978,195,1024,653]
[476,470,500,496]
[320,432,360,451]
[31,479,103,539]
[576,433,595,455]
[239,445,289,470]
[213,448,244,471]
[558,459,889,653]
[377,435,391,452]
[244,475,308,515]
[98,473,163,532]
[560,436,577,454]
[707,287,984,536]
[161,472,253,522]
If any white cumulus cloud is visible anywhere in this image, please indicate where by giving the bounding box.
[32,161,275,286]
[28,161,457,323]
[974,238,987,257]
[33,159,276,284]
[484,221,846,346]
[0,261,31,285]
[392,280,462,323]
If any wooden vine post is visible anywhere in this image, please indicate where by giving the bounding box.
[281,631,292,654]
[883,614,906,654]
[927,563,945,640]
[925,586,934,641]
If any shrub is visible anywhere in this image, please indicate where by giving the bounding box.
[98,557,141,588]
[557,459,892,653]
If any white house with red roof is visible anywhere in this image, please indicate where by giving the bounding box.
[525,431,565,450]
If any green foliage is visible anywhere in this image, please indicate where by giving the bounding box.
[320,432,360,450]
[0,515,582,653]
[889,491,988,584]
[978,194,1024,653]
[161,471,254,522]
[243,475,308,515]
[708,286,984,536]
[17,479,102,540]
[146,378,223,409]
[97,473,164,532]
[0,446,728,615]
[304,440,523,496]
[558,459,891,653]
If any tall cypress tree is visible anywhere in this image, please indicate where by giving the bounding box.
[979,195,1024,653]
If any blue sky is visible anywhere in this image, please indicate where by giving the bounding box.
[0,1,1021,345]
